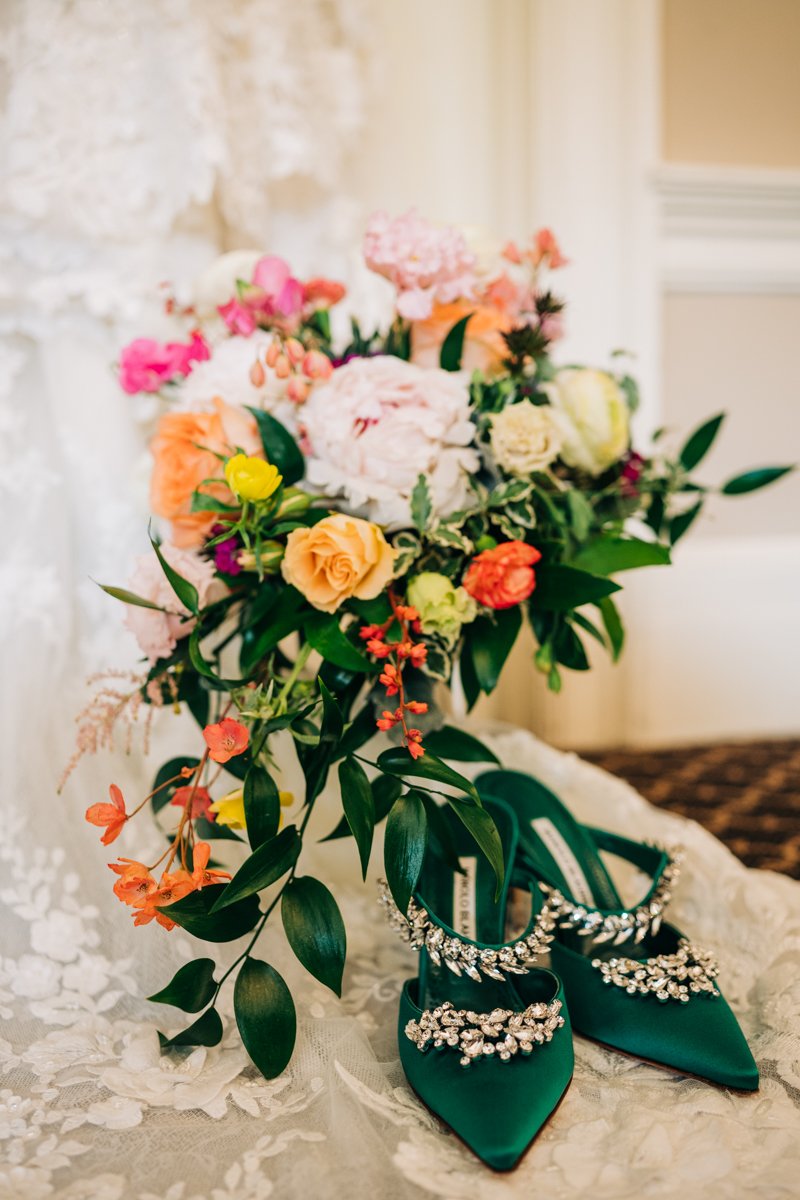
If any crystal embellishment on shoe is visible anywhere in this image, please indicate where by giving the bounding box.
[377,878,560,981]
[405,999,566,1067]
[539,845,685,946]
[591,937,721,1003]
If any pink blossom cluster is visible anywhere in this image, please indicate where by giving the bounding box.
[118,332,210,394]
[363,210,477,320]
[219,256,345,337]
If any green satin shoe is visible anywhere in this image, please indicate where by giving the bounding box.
[475,769,759,1092]
[381,797,574,1171]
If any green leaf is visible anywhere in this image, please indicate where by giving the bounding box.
[566,490,594,541]
[234,958,296,1079]
[245,407,305,486]
[372,773,403,821]
[281,876,347,996]
[597,596,624,662]
[428,523,474,554]
[391,530,422,577]
[302,681,344,804]
[243,766,280,850]
[148,959,217,1012]
[383,789,428,913]
[150,756,202,815]
[420,793,463,875]
[338,757,375,879]
[160,1007,223,1048]
[552,619,590,671]
[533,564,621,610]
[149,532,199,614]
[376,748,480,804]
[410,474,432,533]
[467,608,522,694]
[239,587,307,676]
[571,537,671,576]
[424,726,500,764]
[570,610,607,650]
[720,465,794,495]
[335,703,379,761]
[97,584,166,611]
[679,412,725,471]
[163,886,261,942]
[190,492,240,514]
[445,799,504,901]
[669,500,704,545]
[457,641,481,711]
[305,614,373,674]
[439,313,474,371]
[210,826,301,912]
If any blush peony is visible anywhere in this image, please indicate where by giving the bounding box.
[300,356,479,528]
[463,540,542,610]
[124,545,225,663]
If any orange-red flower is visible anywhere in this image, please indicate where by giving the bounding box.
[109,858,156,906]
[190,842,232,889]
[170,785,213,820]
[86,784,127,845]
[203,717,249,764]
[463,541,542,610]
[134,869,195,930]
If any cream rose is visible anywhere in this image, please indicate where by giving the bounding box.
[489,400,562,476]
[281,514,396,613]
[543,368,630,475]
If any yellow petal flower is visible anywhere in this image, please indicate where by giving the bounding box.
[209,788,246,829]
[224,453,283,502]
[279,790,294,807]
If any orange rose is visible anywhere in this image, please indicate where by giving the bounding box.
[281,514,395,613]
[411,299,512,374]
[150,398,263,547]
[463,541,542,610]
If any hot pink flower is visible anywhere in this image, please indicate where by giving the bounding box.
[118,333,210,394]
[363,210,477,320]
[250,256,305,320]
[219,298,257,336]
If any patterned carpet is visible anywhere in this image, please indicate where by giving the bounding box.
[586,739,800,880]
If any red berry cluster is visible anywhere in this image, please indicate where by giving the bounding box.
[360,595,428,760]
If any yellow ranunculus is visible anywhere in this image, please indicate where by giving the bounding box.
[224,453,283,502]
[209,788,246,829]
[210,787,294,830]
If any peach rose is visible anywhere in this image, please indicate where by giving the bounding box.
[281,514,395,613]
[150,398,263,547]
[463,540,542,610]
[411,299,511,374]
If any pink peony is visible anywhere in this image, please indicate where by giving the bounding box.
[250,256,305,319]
[218,299,257,337]
[363,210,477,320]
[118,333,210,394]
[123,545,225,664]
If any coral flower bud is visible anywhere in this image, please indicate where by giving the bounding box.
[285,338,305,365]
[249,359,266,387]
[286,377,309,404]
[265,341,281,368]
[273,354,291,379]
[302,350,333,380]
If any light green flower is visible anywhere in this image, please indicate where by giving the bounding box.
[407,572,477,645]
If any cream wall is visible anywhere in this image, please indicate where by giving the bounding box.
[350,0,799,748]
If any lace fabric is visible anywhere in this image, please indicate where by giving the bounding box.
[1,3,799,1194]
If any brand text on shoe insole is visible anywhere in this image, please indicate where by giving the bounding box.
[531,818,595,905]
[452,856,478,939]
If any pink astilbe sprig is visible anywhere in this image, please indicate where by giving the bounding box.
[59,668,175,790]
[363,210,477,320]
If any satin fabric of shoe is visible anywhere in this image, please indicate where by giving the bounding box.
[475,769,759,1091]
[397,798,574,1170]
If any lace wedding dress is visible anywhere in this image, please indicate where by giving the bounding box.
[1,4,799,1197]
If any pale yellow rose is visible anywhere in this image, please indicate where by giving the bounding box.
[544,368,630,476]
[489,400,562,476]
[281,514,396,613]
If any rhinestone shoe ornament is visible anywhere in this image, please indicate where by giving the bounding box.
[592,938,721,1003]
[539,845,685,947]
[405,999,565,1067]
[378,878,560,982]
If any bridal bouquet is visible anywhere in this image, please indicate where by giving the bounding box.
[73,212,789,1077]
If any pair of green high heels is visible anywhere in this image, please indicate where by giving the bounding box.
[381,769,758,1172]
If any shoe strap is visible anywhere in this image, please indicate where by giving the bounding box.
[377,878,563,982]
[538,837,685,947]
